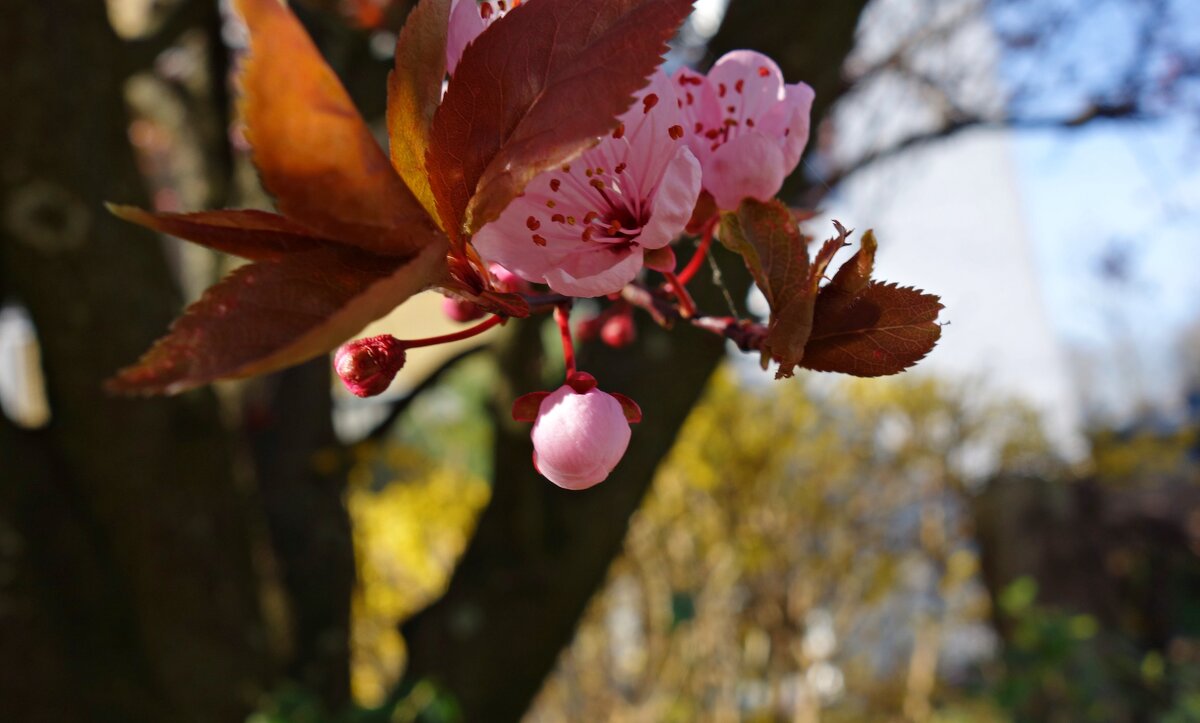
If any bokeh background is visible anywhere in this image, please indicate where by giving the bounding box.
[2,0,1199,721]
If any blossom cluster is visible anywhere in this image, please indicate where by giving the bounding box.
[340,0,812,489]
[110,0,941,493]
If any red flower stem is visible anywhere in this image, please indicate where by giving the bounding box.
[663,271,697,319]
[401,314,505,349]
[555,304,576,375]
[676,218,717,285]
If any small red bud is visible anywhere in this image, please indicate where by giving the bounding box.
[576,315,604,342]
[334,335,406,398]
[600,312,636,348]
[566,370,598,394]
[442,296,486,323]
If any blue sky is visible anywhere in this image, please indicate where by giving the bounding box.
[1016,119,1199,347]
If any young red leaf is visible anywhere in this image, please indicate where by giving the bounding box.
[426,0,695,240]
[718,198,810,310]
[802,281,943,377]
[820,227,876,315]
[107,205,323,261]
[235,0,440,256]
[386,0,450,225]
[107,242,447,395]
[718,198,817,376]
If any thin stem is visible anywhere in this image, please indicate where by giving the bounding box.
[402,314,505,349]
[555,304,576,375]
[663,271,697,319]
[676,218,717,285]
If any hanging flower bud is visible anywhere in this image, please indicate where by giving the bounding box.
[442,296,486,323]
[333,334,406,398]
[513,372,642,490]
[489,263,522,293]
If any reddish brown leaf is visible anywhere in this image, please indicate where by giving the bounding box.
[609,392,643,423]
[107,242,447,395]
[107,205,323,260]
[512,391,551,422]
[802,281,943,377]
[426,0,694,240]
[718,198,817,376]
[823,227,875,307]
[717,199,808,311]
[236,0,440,255]
[387,0,450,225]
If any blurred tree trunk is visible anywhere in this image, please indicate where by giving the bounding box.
[246,361,356,708]
[0,3,276,720]
[401,2,869,719]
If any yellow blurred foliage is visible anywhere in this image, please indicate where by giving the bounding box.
[347,444,490,706]
[345,367,1051,719]
[528,370,1048,722]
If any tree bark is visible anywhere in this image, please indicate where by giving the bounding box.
[401,2,870,719]
[0,3,274,720]
[246,361,356,710]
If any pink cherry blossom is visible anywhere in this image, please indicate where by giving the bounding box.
[446,0,519,75]
[473,70,702,297]
[674,50,815,210]
[531,381,632,490]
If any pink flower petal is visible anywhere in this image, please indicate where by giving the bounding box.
[637,147,701,250]
[703,131,788,210]
[708,50,786,124]
[761,81,816,170]
[614,70,691,202]
[542,246,645,297]
[446,0,488,75]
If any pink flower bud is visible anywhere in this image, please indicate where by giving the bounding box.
[530,381,633,491]
[600,312,636,348]
[333,335,406,398]
[442,296,485,323]
[489,263,522,292]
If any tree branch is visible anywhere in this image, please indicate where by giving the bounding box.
[811,102,1144,200]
